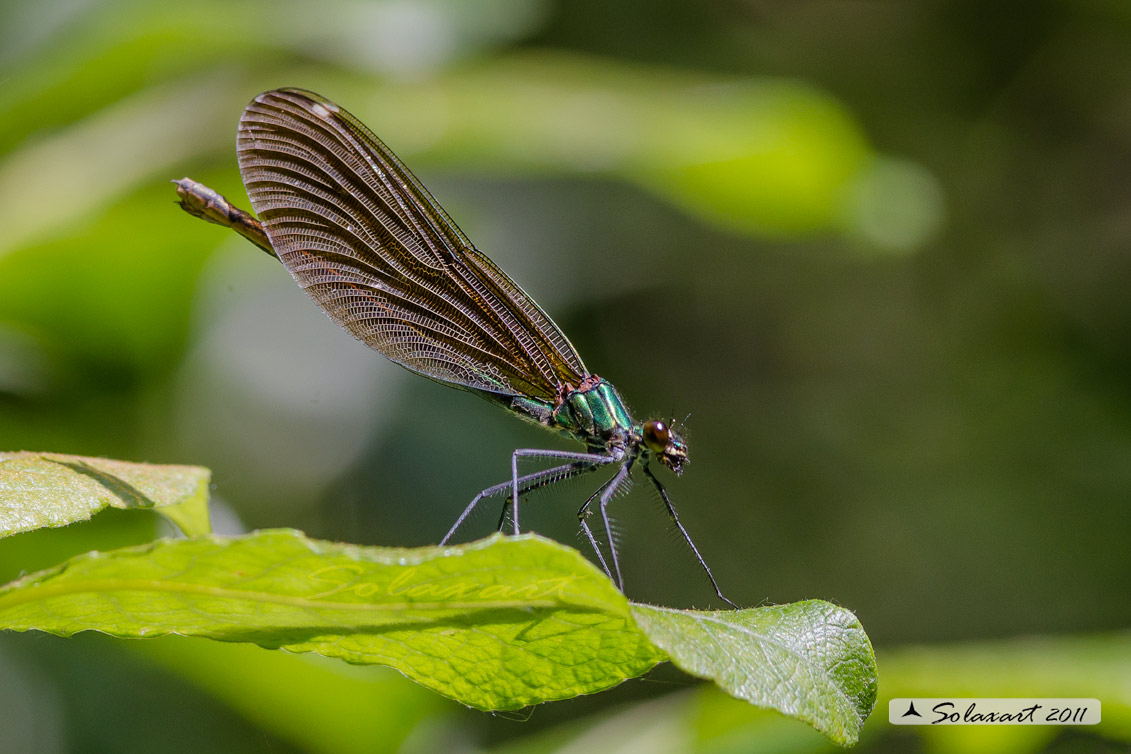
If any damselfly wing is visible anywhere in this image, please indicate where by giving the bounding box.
[175,88,735,607]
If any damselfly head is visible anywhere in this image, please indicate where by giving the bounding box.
[642,419,688,474]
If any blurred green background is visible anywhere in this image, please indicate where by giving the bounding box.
[2,0,1130,752]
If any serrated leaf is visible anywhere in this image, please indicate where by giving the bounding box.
[0,451,211,537]
[0,529,665,710]
[630,601,877,746]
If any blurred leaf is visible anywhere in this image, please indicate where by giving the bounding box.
[917,724,1055,754]
[0,186,216,387]
[0,528,877,743]
[487,691,698,754]
[0,53,921,266]
[0,0,545,156]
[0,507,163,587]
[690,698,838,754]
[632,602,877,747]
[0,451,210,538]
[156,493,212,538]
[357,54,883,238]
[0,74,249,261]
[132,637,446,754]
[486,684,841,754]
[875,635,1131,744]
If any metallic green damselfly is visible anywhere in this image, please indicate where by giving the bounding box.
[175,89,735,607]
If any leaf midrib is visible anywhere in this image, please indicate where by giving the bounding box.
[0,577,613,617]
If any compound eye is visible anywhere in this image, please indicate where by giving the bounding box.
[642,420,671,453]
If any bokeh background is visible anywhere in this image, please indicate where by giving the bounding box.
[2,0,1130,752]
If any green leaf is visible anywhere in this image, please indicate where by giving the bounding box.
[0,529,665,710]
[0,527,877,741]
[133,638,445,754]
[155,493,212,538]
[631,601,877,746]
[0,451,211,538]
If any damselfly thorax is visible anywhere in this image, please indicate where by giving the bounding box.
[502,374,686,467]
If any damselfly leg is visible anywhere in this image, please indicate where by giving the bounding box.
[441,449,617,545]
[642,463,738,608]
[574,463,633,587]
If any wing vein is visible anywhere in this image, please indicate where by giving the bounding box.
[236,88,589,398]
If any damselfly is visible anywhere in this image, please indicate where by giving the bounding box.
[175,88,735,607]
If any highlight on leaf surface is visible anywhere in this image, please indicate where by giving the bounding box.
[0,451,211,538]
[0,527,877,742]
[0,529,664,710]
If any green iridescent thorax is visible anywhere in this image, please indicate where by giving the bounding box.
[552,378,635,448]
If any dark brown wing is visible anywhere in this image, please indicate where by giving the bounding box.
[236,88,588,398]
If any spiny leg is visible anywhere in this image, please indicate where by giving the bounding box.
[510,448,620,536]
[597,465,633,587]
[577,518,612,580]
[577,473,623,581]
[442,454,612,545]
[643,463,739,609]
[588,463,633,592]
[495,498,512,534]
[443,460,595,545]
